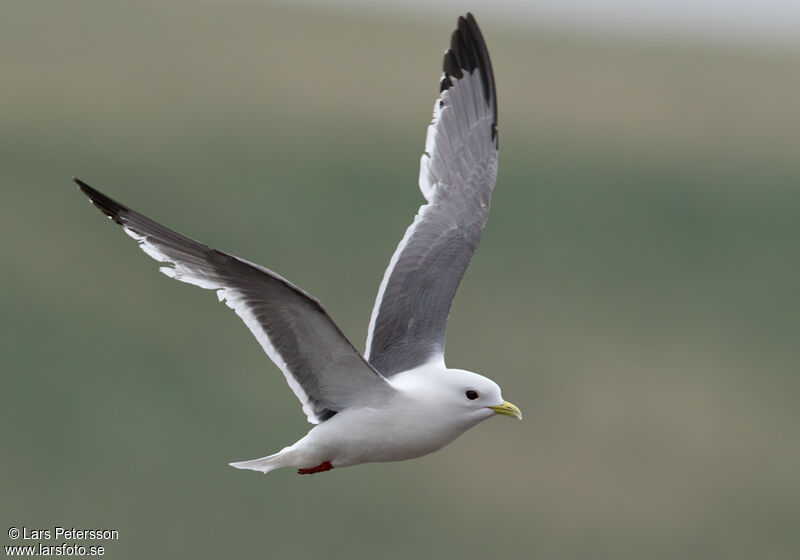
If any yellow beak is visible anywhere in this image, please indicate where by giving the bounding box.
[489,401,522,420]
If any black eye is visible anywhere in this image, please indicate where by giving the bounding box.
[465,390,479,400]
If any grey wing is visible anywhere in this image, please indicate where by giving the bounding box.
[75,178,394,424]
[364,13,498,377]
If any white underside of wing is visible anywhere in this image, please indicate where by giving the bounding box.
[122,227,321,424]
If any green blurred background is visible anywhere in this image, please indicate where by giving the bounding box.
[2,1,799,558]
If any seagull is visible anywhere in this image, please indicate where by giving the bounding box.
[74,12,520,476]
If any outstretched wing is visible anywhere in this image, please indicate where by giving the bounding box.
[76,178,394,424]
[365,13,498,376]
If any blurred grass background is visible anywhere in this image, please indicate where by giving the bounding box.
[2,1,799,558]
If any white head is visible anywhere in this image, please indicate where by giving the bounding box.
[391,365,522,431]
[440,368,522,424]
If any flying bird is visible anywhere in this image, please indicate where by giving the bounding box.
[75,13,520,476]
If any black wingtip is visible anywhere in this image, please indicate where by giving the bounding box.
[439,13,498,144]
[74,177,130,225]
[73,176,98,198]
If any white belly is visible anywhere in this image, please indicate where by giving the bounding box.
[293,401,479,467]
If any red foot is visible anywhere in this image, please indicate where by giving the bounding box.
[297,461,334,475]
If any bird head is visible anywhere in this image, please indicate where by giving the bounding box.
[424,368,522,425]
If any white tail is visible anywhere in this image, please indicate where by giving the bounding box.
[229,451,287,474]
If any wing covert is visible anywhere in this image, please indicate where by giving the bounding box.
[76,178,393,424]
[365,14,498,376]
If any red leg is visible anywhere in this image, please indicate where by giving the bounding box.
[297,461,334,475]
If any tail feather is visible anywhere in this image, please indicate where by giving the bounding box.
[229,452,285,474]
